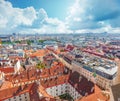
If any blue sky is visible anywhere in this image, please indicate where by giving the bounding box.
[0,0,120,34]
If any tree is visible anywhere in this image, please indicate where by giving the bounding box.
[27,40,31,45]
[39,40,45,43]
[36,61,45,69]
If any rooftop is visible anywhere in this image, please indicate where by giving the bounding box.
[0,83,35,100]
[111,83,120,101]
[70,50,117,76]
[0,67,14,74]
[79,85,109,101]
[69,71,94,96]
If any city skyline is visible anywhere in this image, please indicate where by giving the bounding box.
[0,1,120,100]
[0,0,120,34]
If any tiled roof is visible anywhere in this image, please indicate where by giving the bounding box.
[0,81,12,91]
[0,65,108,101]
[0,67,14,74]
[30,49,49,57]
[38,85,54,98]
[111,83,120,101]
[69,71,94,96]
[0,83,35,100]
[79,85,109,101]
[66,44,74,51]
[40,74,69,88]
[5,62,67,85]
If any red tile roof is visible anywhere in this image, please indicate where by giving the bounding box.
[0,81,12,91]
[69,71,94,96]
[5,62,67,85]
[66,44,74,51]
[0,67,14,74]
[0,83,35,100]
[78,85,109,101]
[30,49,49,57]
[38,85,54,98]
[40,74,69,88]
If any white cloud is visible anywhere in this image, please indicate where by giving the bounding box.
[65,0,94,30]
[0,0,120,34]
[87,15,94,20]
[0,15,7,28]
[37,8,48,24]
[66,0,88,21]
[0,0,72,34]
[75,24,120,33]
[11,7,37,28]
[68,0,85,16]
[66,0,120,33]
[19,24,73,34]
[30,8,73,34]
[73,17,81,22]
[45,18,62,26]
[0,0,37,29]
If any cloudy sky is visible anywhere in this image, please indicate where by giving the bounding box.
[0,0,120,34]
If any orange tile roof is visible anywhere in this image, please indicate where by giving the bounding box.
[8,56,25,60]
[0,83,35,100]
[0,67,14,74]
[40,74,69,89]
[24,49,33,53]
[38,85,53,98]
[0,81,12,91]
[1,57,108,101]
[54,49,61,54]
[78,85,109,101]
[5,62,67,85]
[30,49,49,57]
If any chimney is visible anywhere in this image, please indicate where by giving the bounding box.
[19,85,24,91]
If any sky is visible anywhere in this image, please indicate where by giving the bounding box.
[0,0,120,34]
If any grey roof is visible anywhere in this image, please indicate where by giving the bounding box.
[111,83,120,101]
